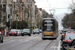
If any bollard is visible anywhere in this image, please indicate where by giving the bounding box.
[6,31,8,36]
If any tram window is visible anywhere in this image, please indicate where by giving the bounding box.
[44,24,53,26]
[42,19,55,31]
[43,26,55,31]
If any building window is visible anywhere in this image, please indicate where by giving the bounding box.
[3,0,7,3]
[0,12,2,24]
[19,0,22,2]
[26,0,29,3]
[0,5,2,11]
[3,16,6,24]
[17,0,18,2]
[3,4,6,12]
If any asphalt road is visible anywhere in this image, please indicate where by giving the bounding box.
[0,33,60,50]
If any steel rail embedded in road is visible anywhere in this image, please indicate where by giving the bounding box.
[44,40,54,50]
[26,40,43,50]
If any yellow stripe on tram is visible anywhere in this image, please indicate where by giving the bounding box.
[67,49,75,50]
[44,21,53,22]
[42,31,55,35]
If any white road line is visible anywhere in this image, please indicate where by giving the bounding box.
[58,41,61,50]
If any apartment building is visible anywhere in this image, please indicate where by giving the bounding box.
[22,0,36,27]
[0,0,13,27]
[0,0,23,27]
[0,0,37,28]
[12,0,24,21]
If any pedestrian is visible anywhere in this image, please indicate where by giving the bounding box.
[1,30,3,35]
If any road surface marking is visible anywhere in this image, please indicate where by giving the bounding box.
[58,41,61,50]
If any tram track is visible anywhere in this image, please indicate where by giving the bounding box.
[44,40,54,50]
[26,40,43,50]
[4,34,41,50]
[44,37,59,50]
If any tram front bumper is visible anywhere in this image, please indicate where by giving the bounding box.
[42,34,57,38]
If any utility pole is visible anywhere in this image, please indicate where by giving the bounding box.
[6,0,8,36]
[15,1,18,29]
[27,4,30,28]
[7,0,8,23]
[10,4,12,29]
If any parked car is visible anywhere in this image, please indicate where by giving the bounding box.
[9,29,17,36]
[33,28,40,34]
[66,30,75,34]
[39,29,42,33]
[61,29,74,41]
[61,31,66,41]
[20,29,23,34]
[0,32,3,43]
[21,29,31,36]
[61,34,75,50]
[66,39,75,50]
[61,28,72,34]
[17,30,21,36]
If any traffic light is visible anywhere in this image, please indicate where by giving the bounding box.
[39,27,40,29]
[6,22,10,27]
[8,14,10,18]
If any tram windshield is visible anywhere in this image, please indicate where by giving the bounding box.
[42,19,55,31]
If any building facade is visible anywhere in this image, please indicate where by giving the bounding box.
[22,0,36,28]
[0,0,12,27]
[0,0,49,29]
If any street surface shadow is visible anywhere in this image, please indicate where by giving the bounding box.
[43,38,57,40]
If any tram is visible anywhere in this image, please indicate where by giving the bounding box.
[42,18,58,39]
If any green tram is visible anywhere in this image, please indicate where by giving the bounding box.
[42,18,58,39]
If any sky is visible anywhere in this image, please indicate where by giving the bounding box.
[35,0,74,30]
